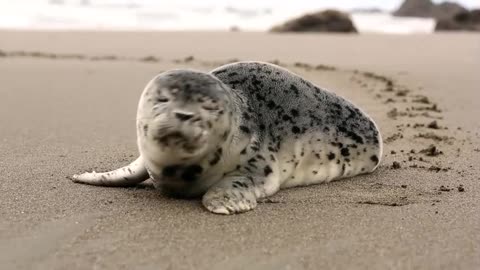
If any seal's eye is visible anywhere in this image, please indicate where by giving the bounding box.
[157,97,169,103]
[202,105,219,111]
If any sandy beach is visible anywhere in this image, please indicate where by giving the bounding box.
[0,31,479,269]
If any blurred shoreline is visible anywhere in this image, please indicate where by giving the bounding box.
[0,1,439,34]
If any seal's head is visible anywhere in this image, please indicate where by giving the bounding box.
[136,70,234,170]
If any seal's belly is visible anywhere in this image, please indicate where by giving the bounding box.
[277,133,381,189]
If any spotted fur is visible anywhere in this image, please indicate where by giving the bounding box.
[71,61,383,215]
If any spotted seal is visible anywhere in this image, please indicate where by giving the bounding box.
[71,61,383,214]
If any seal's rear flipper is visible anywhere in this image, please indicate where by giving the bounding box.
[70,156,149,187]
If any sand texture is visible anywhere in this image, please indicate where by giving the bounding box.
[0,31,479,270]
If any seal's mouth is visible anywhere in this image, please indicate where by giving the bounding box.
[154,128,207,154]
[157,131,187,144]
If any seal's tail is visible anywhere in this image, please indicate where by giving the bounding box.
[69,156,149,187]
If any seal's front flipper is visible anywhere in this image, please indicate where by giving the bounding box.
[202,175,279,215]
[70,156,149,187]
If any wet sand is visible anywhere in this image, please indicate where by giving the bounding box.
[0,31,479,270]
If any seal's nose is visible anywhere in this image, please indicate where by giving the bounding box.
[174,111,194,121]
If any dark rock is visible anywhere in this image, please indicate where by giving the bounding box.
[392,161,401,169]
[435,9,480,31]
[394,0,467,20]
[427,120,440,129]
[420,144,443,156]
[270,10,357,33]
[439,185,452,192]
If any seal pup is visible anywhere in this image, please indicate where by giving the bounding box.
[71,61,383,214]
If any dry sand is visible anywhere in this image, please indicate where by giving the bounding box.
[0,31,479,270]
